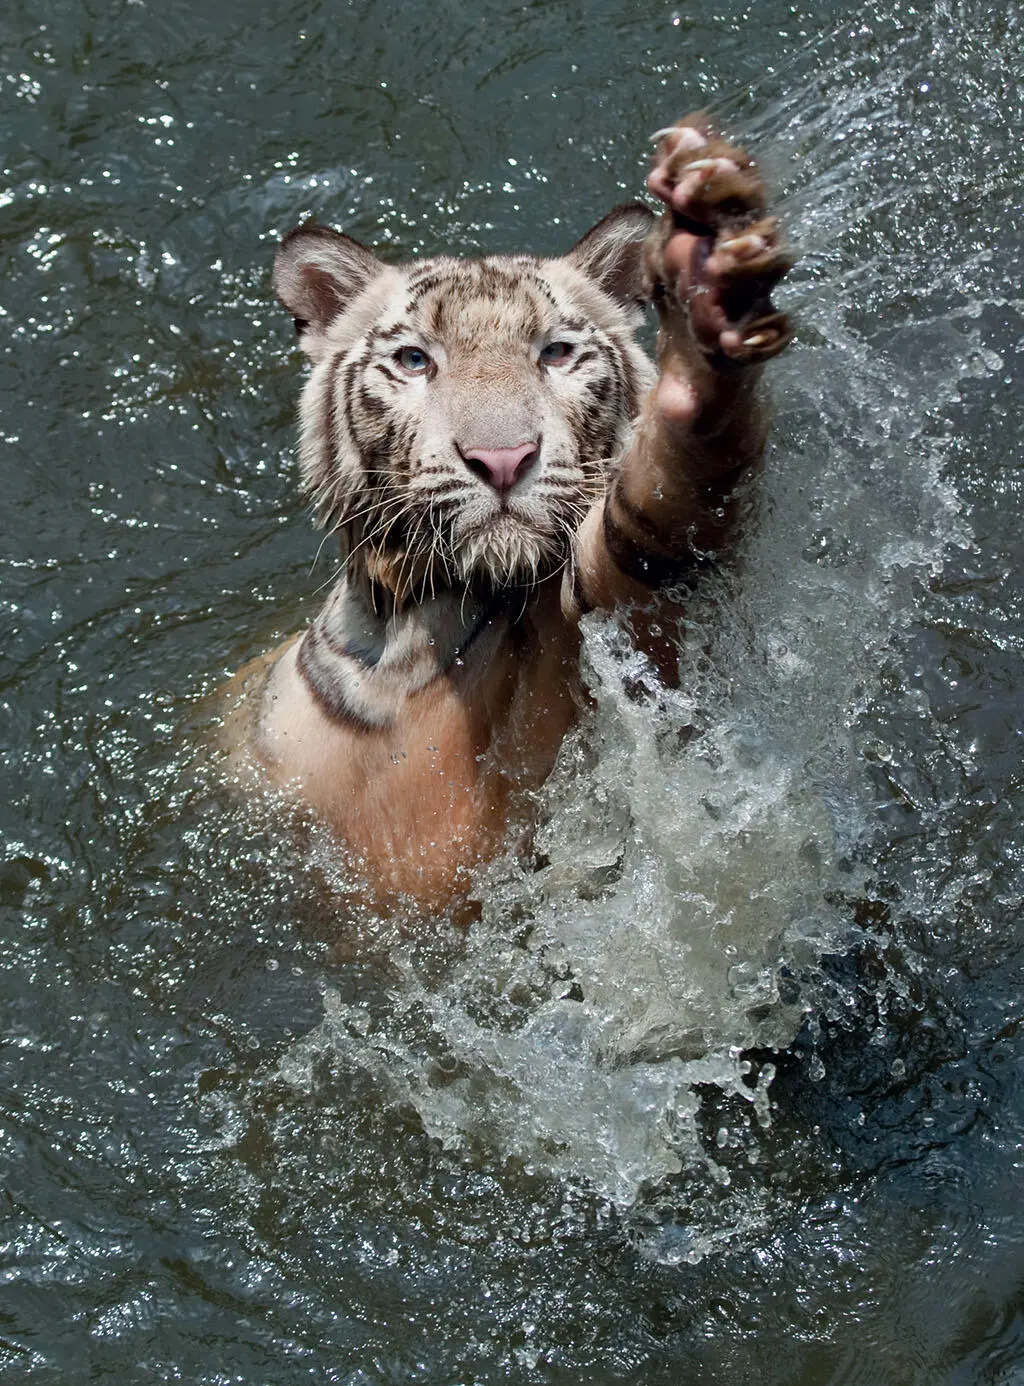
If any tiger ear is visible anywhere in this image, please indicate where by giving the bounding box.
[565,201,657,307]
[274,223,384,356]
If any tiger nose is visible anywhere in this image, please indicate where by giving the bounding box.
[460,440,539,493]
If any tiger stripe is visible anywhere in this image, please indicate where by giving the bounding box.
[281,218,701,721]
[296,576,501,732]
[602,475,713,588]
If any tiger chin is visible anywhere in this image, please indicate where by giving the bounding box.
[223,116,795,914]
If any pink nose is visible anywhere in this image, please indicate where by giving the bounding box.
[461,440,539,492]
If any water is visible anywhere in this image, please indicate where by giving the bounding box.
[2,0,1024,1380]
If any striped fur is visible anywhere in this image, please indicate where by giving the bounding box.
[269,207,666,723]
[295,572,494,733]
[223,123,790,908]
[276,213,657,596]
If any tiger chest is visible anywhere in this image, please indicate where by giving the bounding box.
[249,589,582,905]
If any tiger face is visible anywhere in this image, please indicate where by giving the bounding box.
[274,205,657,590]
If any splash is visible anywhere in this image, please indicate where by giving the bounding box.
[271,5,998,1224]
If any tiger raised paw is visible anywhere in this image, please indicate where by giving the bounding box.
[645,115,793,370]
[223,115,795,912]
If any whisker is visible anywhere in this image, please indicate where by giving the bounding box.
[396,512,430,602]
[342,497,413,572]
[310,559,346,598]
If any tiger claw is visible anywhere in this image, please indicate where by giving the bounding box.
[718,232,767,257]
[644,118,795,368]
[723,312,794,362]
[647,114,764,231]
[650,124,708,150]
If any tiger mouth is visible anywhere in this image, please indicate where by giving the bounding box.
[454,509,567,586]
[470,510,529,538]
[465,505,560,548]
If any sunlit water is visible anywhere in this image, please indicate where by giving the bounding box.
[2,1,1024,1381]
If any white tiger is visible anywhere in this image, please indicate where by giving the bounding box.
[225,116,794,911]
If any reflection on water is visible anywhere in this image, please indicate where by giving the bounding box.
[2,0,1024,1381]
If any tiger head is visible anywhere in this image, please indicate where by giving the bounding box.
[273,205,656,593]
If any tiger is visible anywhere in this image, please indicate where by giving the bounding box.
[224,116,794,912]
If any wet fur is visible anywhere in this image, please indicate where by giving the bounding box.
[223,117,794,912]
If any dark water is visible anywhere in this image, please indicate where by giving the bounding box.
[3,0,1024,1381]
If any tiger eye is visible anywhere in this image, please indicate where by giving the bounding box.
[540,341,574,365]
[397,345,432,374]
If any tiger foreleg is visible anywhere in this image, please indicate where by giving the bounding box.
[570,115,794,614]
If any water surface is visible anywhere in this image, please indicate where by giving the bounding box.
[2,0,1024,1381]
